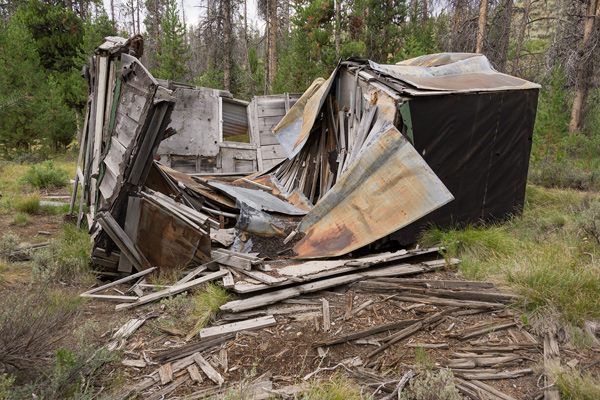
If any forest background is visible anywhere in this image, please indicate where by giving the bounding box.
[0,0,599,188]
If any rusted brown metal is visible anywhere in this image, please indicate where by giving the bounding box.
[293,123,453,259]
[135,198,211,272]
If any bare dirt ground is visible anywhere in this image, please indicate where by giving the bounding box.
[2,203,600,399]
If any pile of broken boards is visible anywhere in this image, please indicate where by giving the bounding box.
[85,249,553,400]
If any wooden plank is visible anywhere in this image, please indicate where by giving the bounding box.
[188,365,203,383]
[116,270,227,311]
[222,271,235,288]
[322,298,330,332]
[80,294,139,302]
[80,266,157,296]
[193,354,224,386]
[90,55,109,215]
[159,363,173,385]
[97,212,142,271]
[260,145,288,160]
[453,369,533,381]
[221,264,426,312]
[199,316,276,339]
[146,375,189,400]
[236,269,287,285]
[544,329,561,400]
[122,359,147,368]
[119,196,142,273]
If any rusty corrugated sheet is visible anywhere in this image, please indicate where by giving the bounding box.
[273,66,339,159]
[293,123,454,259]
[136,198,211,271]
[369,54,540,93]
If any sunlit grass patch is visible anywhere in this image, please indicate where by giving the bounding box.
[186,283,231,340]
[549,364,600,400]
[300,374,369,400]
[14,193,40,215]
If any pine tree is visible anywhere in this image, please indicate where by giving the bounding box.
[154,0,191,82]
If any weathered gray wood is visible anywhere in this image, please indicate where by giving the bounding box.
[443,355,522,369]
[366,313,443,359]
[469,379,518,400]
[188,365,203,382]
[122,359,146,368]
[146,375,189,400]
[458,322,518,340]
[318,318,424,347]
[97,212,142,271]
[116,270,227,311]
[81,266,157,296]
[80,294,138,302]
[159,363,173,384]
[176,265,208,286]
[322,298,331,332]
[199,316,276,339]
[453,368,533,380]
[221,263,426,312]
[236,269,287,285]
[389,294,504,310]
[544,330,561,400]
[119,196,142,273]
[221,271,235,288]
[194,354,224,385]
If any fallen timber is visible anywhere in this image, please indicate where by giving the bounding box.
[73,37,547,400]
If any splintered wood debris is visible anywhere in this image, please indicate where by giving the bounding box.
[73,37,554,399]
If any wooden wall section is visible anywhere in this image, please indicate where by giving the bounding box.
[248,93,302,170]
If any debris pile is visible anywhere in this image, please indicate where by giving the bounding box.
[72,36,547,398]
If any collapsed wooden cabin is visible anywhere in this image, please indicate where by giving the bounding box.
[71,37,539,277]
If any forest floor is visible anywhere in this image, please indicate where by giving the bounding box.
[0,157,599,399]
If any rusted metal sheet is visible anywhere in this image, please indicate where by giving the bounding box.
[293,123,454,259]
[135,198,211,271]
[273,67,339,159]
[208,182,308,216]
[369,54,540,93]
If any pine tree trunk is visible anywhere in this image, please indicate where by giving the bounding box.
[451,0,464,51]
[268,0,277,92]
[335,0,340,57]
[137,0,141,36]
[569,0,600,135]
[223,0,231,92]
[422,0,428,30]
[512,0,530,75]
[244,0,255,96]
[497,0,513,72]
[476,0,487,53]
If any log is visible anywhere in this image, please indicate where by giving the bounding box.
[199,316,276,339]
[194,354,224,385]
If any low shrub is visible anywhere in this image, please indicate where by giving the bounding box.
[21,161,69,190]
[31,223,93,283]
[0,290,81,375]
[15,193,40,214]
[186,283,232,340]
[12,212,28,226]
[401,369,460,400]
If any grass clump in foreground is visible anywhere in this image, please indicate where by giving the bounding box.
[401,369,460,400]
[31,222,94,284]
[300,374,368,400]
[186,283,231,340]
[21,160,69,190]
[15,193,40,214]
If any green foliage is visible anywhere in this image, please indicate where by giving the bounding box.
[0,233,22,256]
[12,212,28,226]
[15,0,83,74]
[551,365,600,400]
[187,283,231,339]
[0,289,82,374]
[21,161,69,189]
[400,369,460,400]
[414,346,435,371]
[154,0,192,81]
[300,374,369,400]
[31,223,93,283]
[532,64,571,160]
[576,201,600,245]
[15,193,40,214]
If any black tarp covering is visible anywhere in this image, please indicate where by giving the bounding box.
[391,88,538,244]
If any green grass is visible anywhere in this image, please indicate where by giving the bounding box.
[12,212,28,226]
[419,184,600,399]
[299,374,369,400]
[14,193,40,214]
[421,185,600,327]
[551,366,600,400]
[186,283,231,340]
